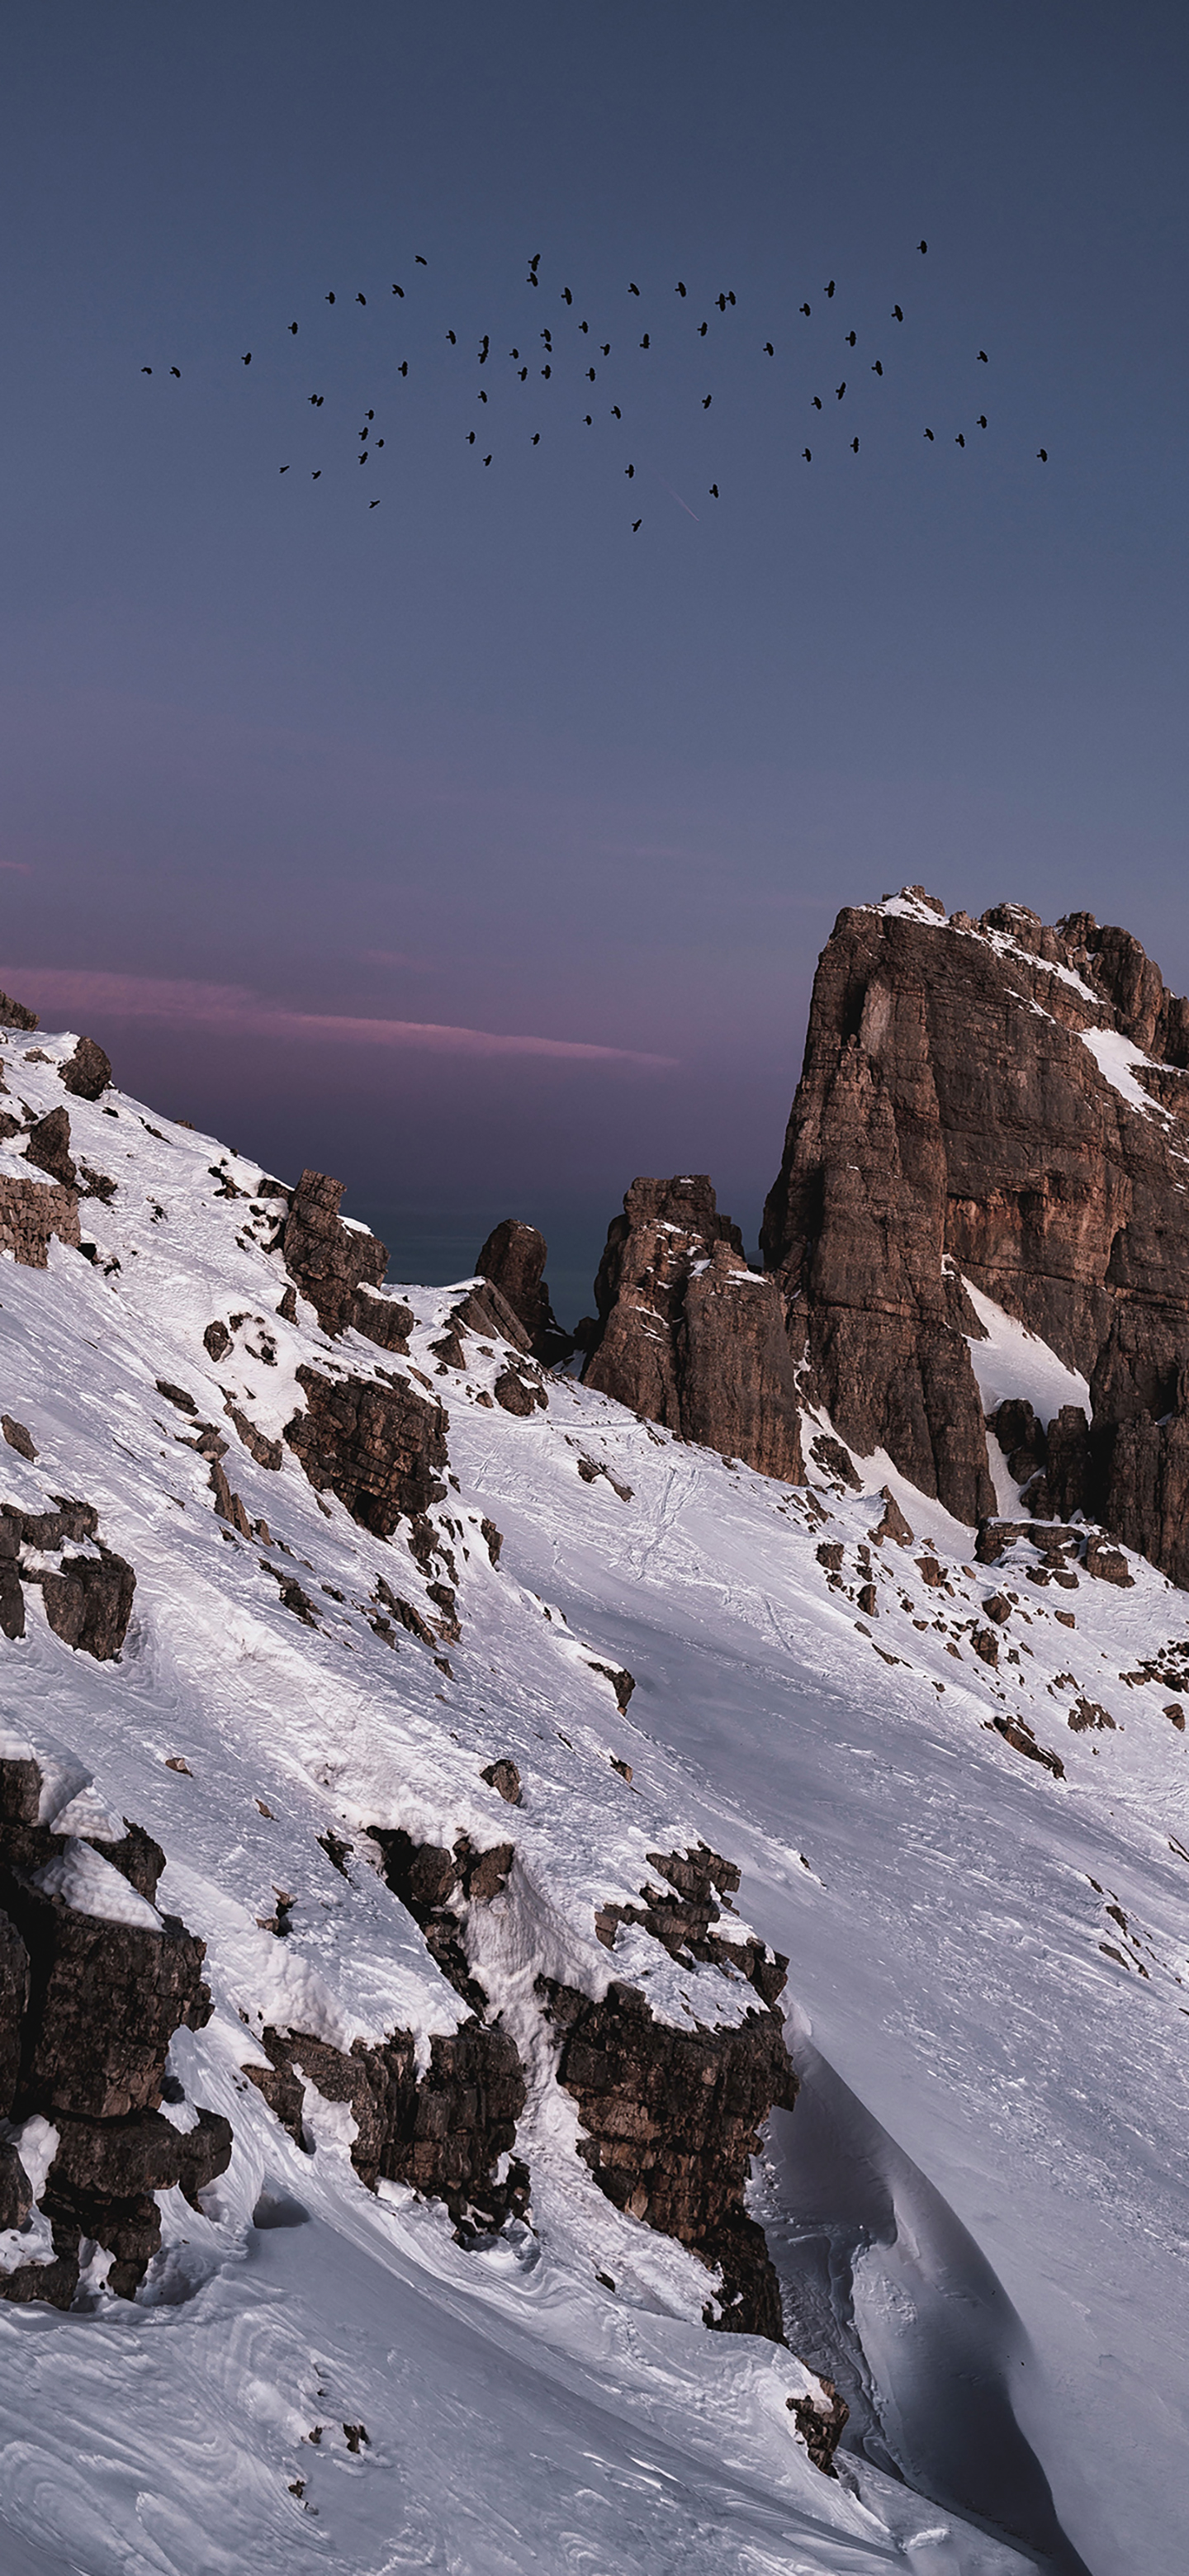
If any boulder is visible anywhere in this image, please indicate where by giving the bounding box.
[24,1106,76,1188]
[7,1884,211,2119]
[58,1036,112,1101]
[0,1174,81,1267]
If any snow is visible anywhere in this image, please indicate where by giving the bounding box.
[962,1278,1091,1430]
[0,1023,1186,2573]
[1080,1025,1170,1119]
[33,1839,163,1927]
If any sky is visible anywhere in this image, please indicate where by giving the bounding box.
[2,1,1187,1322]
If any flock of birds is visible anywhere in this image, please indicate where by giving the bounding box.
[140,240,1049,531]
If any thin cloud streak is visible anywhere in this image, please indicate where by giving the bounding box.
[0,967,678,1068]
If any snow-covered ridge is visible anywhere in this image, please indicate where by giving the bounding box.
[0,1019,1184,2573]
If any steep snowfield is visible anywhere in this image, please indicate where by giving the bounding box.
[0,1026,1186,2575]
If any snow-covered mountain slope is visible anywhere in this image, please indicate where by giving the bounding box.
[0,1024,1186,2576]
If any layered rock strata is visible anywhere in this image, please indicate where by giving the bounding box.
[762,893,1189,1577]
[580,1177,803,1481]
[0,1750,229,2308]
[284,1366,448,1534]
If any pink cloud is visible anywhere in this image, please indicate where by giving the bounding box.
[0,966,677,1069]
[0,861,31,875]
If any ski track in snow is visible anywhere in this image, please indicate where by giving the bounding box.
[0,1026,1184,2574]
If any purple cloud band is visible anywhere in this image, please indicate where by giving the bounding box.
[0,967,678,1068]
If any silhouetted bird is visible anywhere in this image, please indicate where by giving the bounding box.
[325,292,335,305]
[893,305,903,320]
[447,329,457,343]
[812,395,822,410]
[632,517,642,530]
[612,405,622,419]
[580,320,589,333]
[312,470,320,478]
[825,280,835,297]
[699,321,708,336]
[629,282,640,296]
[676,281,686,296]
[709,483,718,496]
[803,447,812,461]
[924,426,934,439]
[800,302,811,316]
[356,294,366,306]
[170,367,181,377]
[416,254,428,266]
[519,367,528,381]
[141,365,151,372]
[510,348,519,358]
[289,323,298,335]
[640,334,650,348]
[703,395,712,408]
[1037,448,1048,462]
[484,453,491,464]
[478,390,488,403]
[392,285,405,297]
[919,239,927,253]
[562,287,572,304]
[532,432,540,443]
[467,431,476,443]
[955,433,965,447]
[764,342,774,355]
[872,360,883,376]
[850,438,859,452]
[836,381,846,399]
[846,331,856,347]
[541,365,551,378]
[977,414,987,428]
[716,294,727,311]
[370,496,380,506]
[367,409,374,419]
[398,362,408,376]
[626,462,635,478]
[242,353,252,364]
[601,343,611,355]
[585,414,592,424]
[978,350,988,362]
[280,464,289,472]
[587,367,596,381]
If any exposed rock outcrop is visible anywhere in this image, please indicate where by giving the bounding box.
[285,1365,448,1534]
[24,1106,77,1189]
[0,1746,223,2308]
[542,1975,795,2342]
[0,1500,135,1658]
[475,1219,573,1361]
[246,2020,528,2234]
[0,1173,81,1267]
[581,1177,803,1481]
[760,893,1189,1574]
[0,990,39,1030]
[58,1036,112,1101]
[279,1170,387,1337]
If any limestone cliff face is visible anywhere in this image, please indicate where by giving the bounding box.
[762,890,1189,1574]
[580,1177,803,1482]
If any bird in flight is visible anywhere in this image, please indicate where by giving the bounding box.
[955,433,965,447]
[170,366,181,377]
[1037,448,1048,462]
[845,331,856,347]
[871,360,883,376]
[764,341,774,356]
[919,239,927,253]
[803,447,812,462]
[632,517,642,530]
[709,483,718,496]
[625,462,635,478]
[675,281,686,296]
[978,350,988,362]
[800,303,811,317]
[924,426,934,440]
[836,381,846,399]
[825,281,835,298]
[893,305,903,321]
[977,414,988,428]
[415,253,428,266]
[702,394,712,408]
[850,438,859,452]
[628,282,640,296]
[242,352,251,365]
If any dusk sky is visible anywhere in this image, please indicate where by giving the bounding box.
[2,2,1187,1320]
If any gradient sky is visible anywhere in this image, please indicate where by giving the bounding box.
[2,2,1187,1321]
